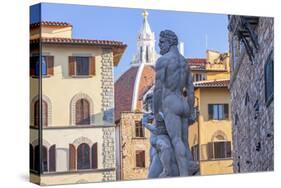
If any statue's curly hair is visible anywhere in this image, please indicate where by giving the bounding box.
[160,30,178,46]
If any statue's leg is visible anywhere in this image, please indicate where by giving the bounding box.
[182,117,193,161]
[164,111,189,176]
[148,154,163,178]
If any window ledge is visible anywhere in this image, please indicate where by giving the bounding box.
[31,75,51,78]
[71,75,93,78]
[132,137,148,140]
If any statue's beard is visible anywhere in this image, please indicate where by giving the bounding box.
[160,47,170,55]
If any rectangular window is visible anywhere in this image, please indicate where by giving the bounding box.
[136,150,145,168]
[208,104,229,120]
[135,121,145,137]
[30,55,54,77]
[208,141,231,160]
[69,56,96,77]
[264,51,274,105]
[76,57,89,75]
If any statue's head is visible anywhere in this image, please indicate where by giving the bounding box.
[159,30,178,55]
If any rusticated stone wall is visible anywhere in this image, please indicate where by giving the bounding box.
[228,17,274,173]
[101,49,114,124]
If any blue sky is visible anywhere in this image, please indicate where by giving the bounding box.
[30,3,229,80]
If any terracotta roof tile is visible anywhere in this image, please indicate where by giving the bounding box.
[187,58,207,65]
[194,79,230,88]
[30,21,72,29]
[30,37,127,47]
[114,67,139,121]
[114,65,155,121]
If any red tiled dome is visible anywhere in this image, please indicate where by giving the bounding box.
[114,65,155,121]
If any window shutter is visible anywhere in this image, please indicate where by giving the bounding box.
[69,144,76,171]
[224,104,229,119]
[92,143,98,169]
[47,56,54,76]
[89,56,96,76]
[82,99,90,125]
[136,152,140,167]
[69,56,75,76]
[208,104,213,120]
[30,56,36,76]
[226,141,232,158]
[49,145,56,172]
[207,142,214,160]
[141,151,145,167]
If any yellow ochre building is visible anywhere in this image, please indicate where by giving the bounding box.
[188,50,233,175]
[29,21,126,185]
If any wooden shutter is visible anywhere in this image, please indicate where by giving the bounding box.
[208,104,213,120]
[141,151,145,167]
[69,56,75,76]
[89,56,96,76]
[226,141,232,158]
[136,151,140,167]
[75,100,82,125]
[224,104,229,119]
[30,56,36,76]
[82,99,90,125]
[92,143,98,169]
[49,145,56,172]
[69,144,76,171]
[34,145,40,172]
[207,142,214,160]
[47,56,54,76]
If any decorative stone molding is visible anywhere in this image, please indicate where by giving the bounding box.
[70,93,94,125]
[31,95,52,126]
[211,130,228,142]
[72,136,93,148]
[101,49,114,123]
[31,138,51,148]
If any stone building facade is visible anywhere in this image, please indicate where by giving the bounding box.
[29,21,126,185]
[188,51,233,176]
[228,16,274,173]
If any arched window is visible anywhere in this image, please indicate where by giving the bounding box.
[33,145,55,173]
[75,99,90,125]
[34,100,48,127]
[77,143,90,169]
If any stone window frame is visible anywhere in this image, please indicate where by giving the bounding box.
[134,120,145,138]
[70,137,98,171]
[31,95,52,127]
[70,93,94,126]
[264,51,274,106]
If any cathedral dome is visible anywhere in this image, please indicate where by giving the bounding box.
[115,65,155,121]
